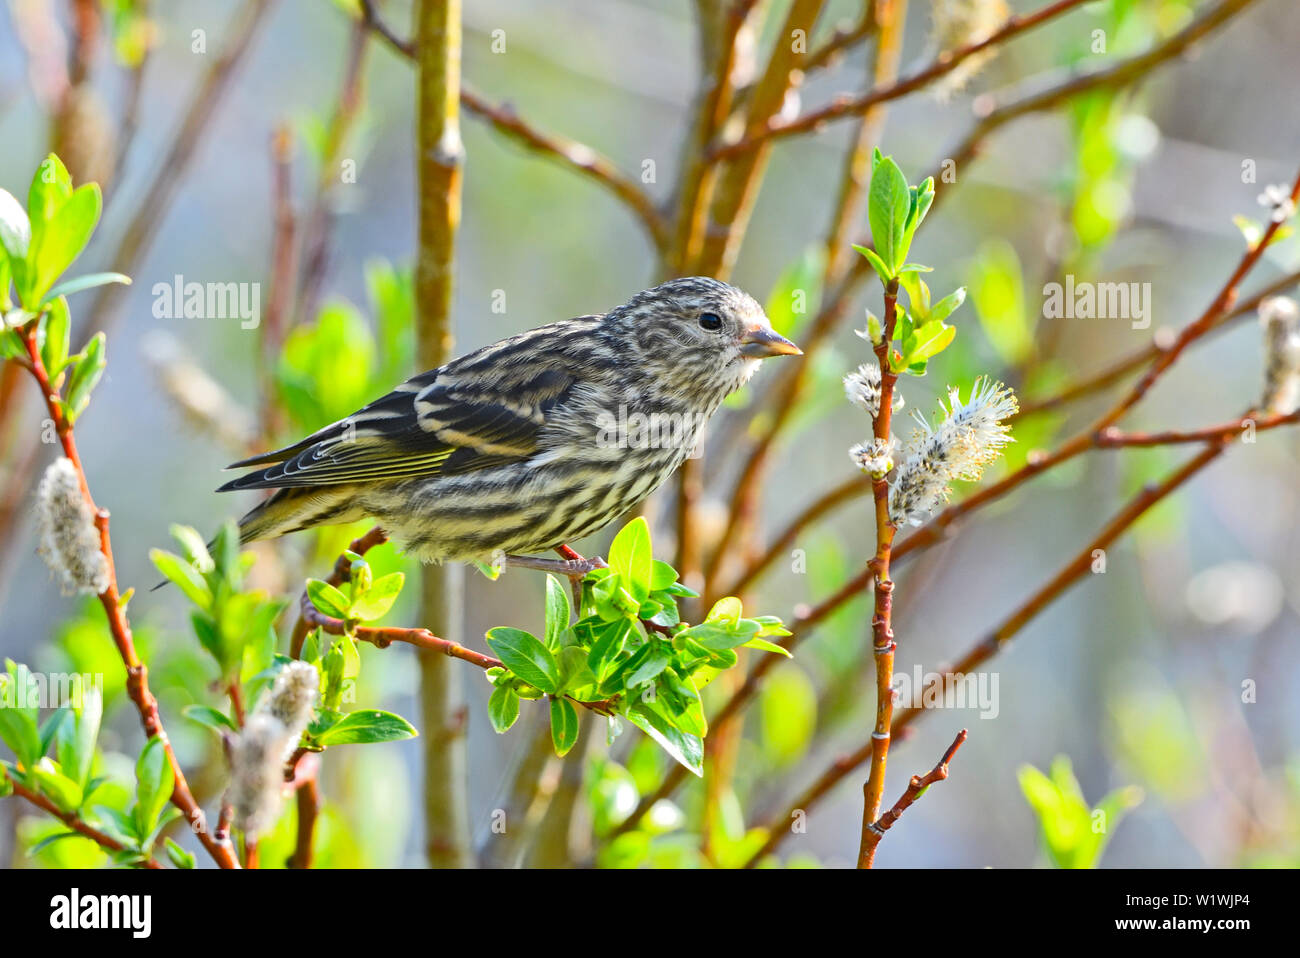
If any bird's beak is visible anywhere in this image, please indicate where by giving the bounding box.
[738,326,802,358]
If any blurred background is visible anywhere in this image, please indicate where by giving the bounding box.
[1,0,1298,867]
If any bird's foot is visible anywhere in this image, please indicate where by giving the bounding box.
[504,546,607,608]
[503,551,607,578]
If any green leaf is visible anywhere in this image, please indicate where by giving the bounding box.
[27,154,72,225]
[627,700,703,777]
[624,641,672,689]
[165,838,196,869]
[27,830,86,858]
[649,560,678,592]
[39,297,69,376]
[867,156,911,275]
[169,524,214,573]
[133,737,174,839]
[315,709,417,746]
[41,271,131,306]
[852,244,892,286]
[0,188,31,263]
[543,574,571,649]
[902,320,956,365]
[586,618,632,682]
[39,708,70,758]
[92,806,139,844]
[306,579,350,619]
[657,669,706,737]
[150,548,213,611]
[56,686,101,790]
[27,183,102,305]
[608,517,653,603]
[488,685,520,733]
[350,571,403,621]
[182,704,237,735]
[486,627,560,694]
[706,596,743,628]
[31,759,83,812]
[742,636,792,657]
[549,697,580,756]
[0,668,42,770]
[929,287,967,325]
[64,331,106,420]
[0,328,23,361]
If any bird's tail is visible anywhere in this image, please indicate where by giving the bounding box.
[233,486,364,544]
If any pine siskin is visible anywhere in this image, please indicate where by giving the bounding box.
[219,278,800,563]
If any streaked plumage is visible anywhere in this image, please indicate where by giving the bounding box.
[220,277,800,562]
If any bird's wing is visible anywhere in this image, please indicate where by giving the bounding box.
[216,363,578,492]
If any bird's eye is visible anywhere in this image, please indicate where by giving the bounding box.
[698,312,723,331]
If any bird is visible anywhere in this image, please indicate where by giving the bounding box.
[217,277,800,572]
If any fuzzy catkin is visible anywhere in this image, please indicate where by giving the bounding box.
[226,662,320,838]
[227,713,290,840]
[889,378,1018,526]
[267,661,319,755]
[929,0,1010,99]
[35,458,109,595]
[1259,297,1300,415]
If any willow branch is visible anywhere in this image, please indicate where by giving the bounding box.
[608,162,1298,842]
[1016,267,1300,420]
[19,330,240,868]
[702,0,906,598]
[460,87,668,249]
[803,6,878,73]
[354,4,667,250]
[710,0,1092,161]
[743,435,1246,866]
[859,728,967,866]
[3,768,164,868]
[941,0,1260,179]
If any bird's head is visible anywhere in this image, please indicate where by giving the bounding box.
[611,277,801,399]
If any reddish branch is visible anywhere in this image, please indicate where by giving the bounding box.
[857,276,902,868]
[743,439,1233,866]
[353,6,666,250]
[803,8,878,73]
[710,0,1092,161]
[1018,269,1300,420]
[16,330,240,868]
[3,768,164,868]
[292,531,618,716]
[607,159,1298,846]
[859,728,968,866]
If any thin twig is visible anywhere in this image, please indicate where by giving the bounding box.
[460,86,668,250]
[18,331,240,868]
[742,436,1245,866]
[3,768,164,868]
[859,728,968,866]
[710,0,1092,161]
[803,6,878,73]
